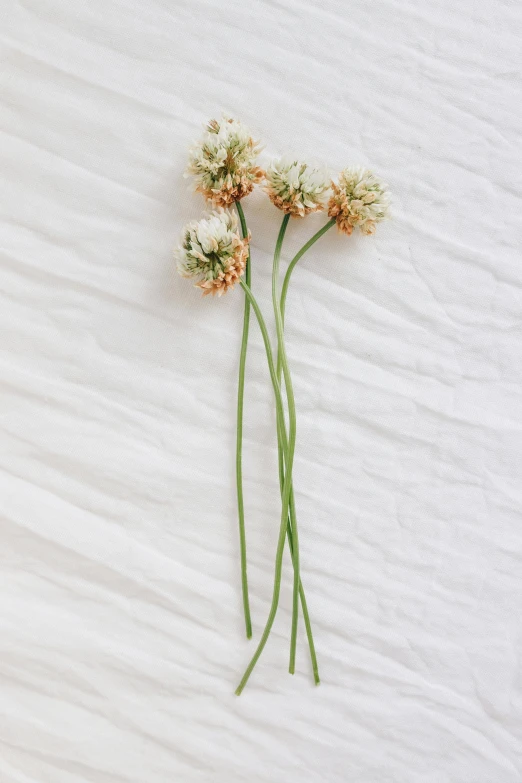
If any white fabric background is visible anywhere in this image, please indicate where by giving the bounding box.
[1,0,521,781]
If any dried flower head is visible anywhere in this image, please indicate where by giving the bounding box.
[186,116,263,207]
[328,167,390,236]
[176,209,250,297]
[264,158,330,217]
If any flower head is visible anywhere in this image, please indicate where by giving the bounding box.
[176,208,249,296]
[264,158,330,217]
[186,116,263,207]
[328,167,390,236]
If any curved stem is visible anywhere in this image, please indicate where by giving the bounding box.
[270,216,302,674]
[235,262,294,695]
[275,217,336,674]
[235,201,252,639]
[279,218,336,331]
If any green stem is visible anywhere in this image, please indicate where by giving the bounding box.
[235,201,252,640]
[275,217,336,674]
[277,378,320,683]
[279,218,336,337]
[286,504,320,683]
[270,216,302,674]
[235,267,295,695]
[235,217,335,690]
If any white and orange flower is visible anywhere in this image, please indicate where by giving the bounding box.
[328,167,390,235]
[176,208,249,297]
[264,158,330,217]
[186,116,263,207]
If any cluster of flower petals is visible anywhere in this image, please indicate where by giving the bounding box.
[186,116,263,207]
[264,158,330,217]
[328,166,390,236]
[176,208,249,296]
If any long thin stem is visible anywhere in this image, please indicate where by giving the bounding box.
[275,217,336,673]
[235,267,295,695]
[277,390,320,683]
[270,215,303,674]
[235,201,252,639]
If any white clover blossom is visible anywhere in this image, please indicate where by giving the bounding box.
[328,167,390,236]
[176,208,250,297]
[186,116,263,207]
[264,158,330,217]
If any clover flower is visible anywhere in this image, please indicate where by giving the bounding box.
[264,158,330,217]
[186,116,263,207]
[328,167,390,235]
[176,208,249,297]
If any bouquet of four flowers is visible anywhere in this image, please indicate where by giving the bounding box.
[177,116,390,694]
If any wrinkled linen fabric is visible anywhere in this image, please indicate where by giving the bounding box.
[0,1,521,781]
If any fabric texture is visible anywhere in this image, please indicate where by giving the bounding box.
[1,1,521,781]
